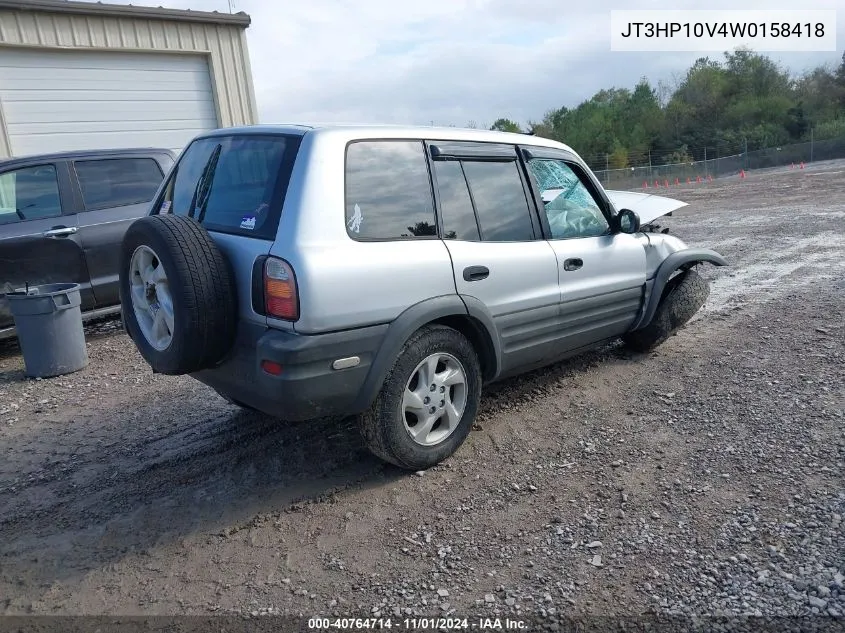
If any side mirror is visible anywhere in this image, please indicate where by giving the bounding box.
[617,208,640,234]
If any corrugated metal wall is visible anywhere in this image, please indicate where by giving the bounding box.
[0,8,258,157]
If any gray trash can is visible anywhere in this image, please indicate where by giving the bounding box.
[7,282,89,378]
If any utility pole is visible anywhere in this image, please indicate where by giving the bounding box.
[648,150,652,180]
[810,127,814,163]
[743,138,748,169]
[704,146,707,176]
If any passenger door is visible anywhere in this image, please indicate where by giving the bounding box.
[427,141,560,376]
[0,161,91,330]
[521,148,647,349]
[70,156,168,308]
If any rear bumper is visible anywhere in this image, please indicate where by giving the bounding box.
[192,321,388,421]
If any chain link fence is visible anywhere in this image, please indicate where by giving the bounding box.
[587,136,845,191]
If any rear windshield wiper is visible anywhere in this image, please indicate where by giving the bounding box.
[188,143,222,221]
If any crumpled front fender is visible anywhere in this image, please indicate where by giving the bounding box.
[630,248,728,331]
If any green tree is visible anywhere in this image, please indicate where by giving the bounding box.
[608,144,628,169]
[489,49,845,169]
[490,118,522,133]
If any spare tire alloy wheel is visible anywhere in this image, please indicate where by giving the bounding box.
[129,245,174,351]
[119,214,237,376]
[403,352,468,446]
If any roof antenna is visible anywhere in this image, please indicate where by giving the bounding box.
[227,0,234,12]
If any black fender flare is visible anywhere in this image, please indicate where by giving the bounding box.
[350,295,501,412]
[630,248,728,331]
[457,294,504,382]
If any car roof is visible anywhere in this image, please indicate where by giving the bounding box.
[197,123,576,153]
[0,147,176,168]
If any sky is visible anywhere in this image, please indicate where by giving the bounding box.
[100,0,843,128]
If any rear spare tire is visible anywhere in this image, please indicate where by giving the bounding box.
[119,214,237,375]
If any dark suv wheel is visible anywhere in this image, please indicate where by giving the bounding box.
[359,324,482,470]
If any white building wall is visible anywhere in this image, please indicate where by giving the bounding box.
[0,6,258,157]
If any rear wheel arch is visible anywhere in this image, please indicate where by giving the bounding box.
[351,295,500,412]
[431,314,497,383]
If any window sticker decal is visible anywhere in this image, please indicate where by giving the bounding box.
[347,203,363,233]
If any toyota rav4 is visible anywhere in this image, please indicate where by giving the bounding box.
[119,124,727,470]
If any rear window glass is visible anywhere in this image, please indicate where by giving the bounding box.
[158,134,301,240]
[75,158,163,210]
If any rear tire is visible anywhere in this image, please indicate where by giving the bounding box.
[119,214,237,375]
[359,325,482,470]
[623,268,709,353]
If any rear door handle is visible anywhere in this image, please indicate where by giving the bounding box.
[463,265,489,282]
[563,258,583,271]
[43,226,78,238]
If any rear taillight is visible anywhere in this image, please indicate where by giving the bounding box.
[264,257,298,320]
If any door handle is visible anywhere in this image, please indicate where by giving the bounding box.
[563,258,583,271]
[463,265,489,282]
[43,226,78,238]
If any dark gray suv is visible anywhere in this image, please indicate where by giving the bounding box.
[0,148,175,338]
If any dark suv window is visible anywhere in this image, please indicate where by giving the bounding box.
[345,140,437,240]
[0,164,62,224]
[157,134,301,240]
[433,160,479,241]
[459,160,534,241]
[74,158,164,210]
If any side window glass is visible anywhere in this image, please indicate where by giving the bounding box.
[345,141,436,239]
[527,159,609,239]
[433,160,479,240]
[460,161,534,241]
[75,158,163,210]
[0,164,62,224]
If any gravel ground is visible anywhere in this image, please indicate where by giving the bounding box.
[0,160,842,628]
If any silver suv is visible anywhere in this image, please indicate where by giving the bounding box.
[119,125,727,470]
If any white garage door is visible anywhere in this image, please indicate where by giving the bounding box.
[0,49,218,157]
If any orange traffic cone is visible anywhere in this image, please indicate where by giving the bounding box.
[664,179,669,187]
[708,174,713,182]
[791,162,795,169]
[675,177,680,185]
[800,162,805,169]
[654,179,659,188]
[687,177,691,184]
[696,175,702,183]
[740,169,745,179]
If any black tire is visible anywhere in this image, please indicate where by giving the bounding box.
[119,214,237,375]
[623,268,709,353]
[359,325,482,470]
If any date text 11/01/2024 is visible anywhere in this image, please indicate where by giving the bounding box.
[308,617,528,630]
[619,21,825,38]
